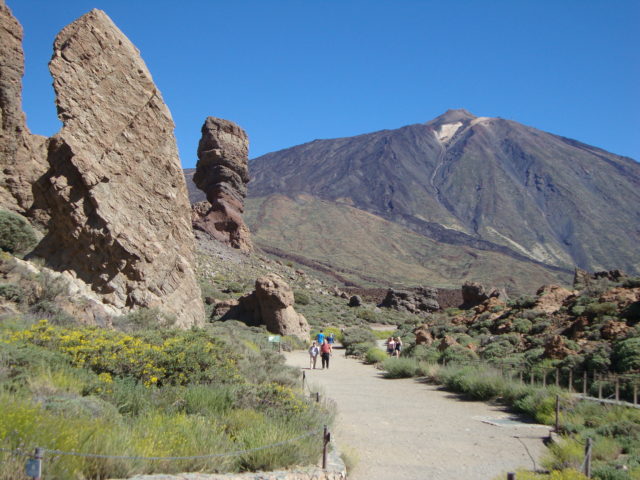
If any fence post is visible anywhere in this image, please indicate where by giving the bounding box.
[302,371,306,390]
[583,371,588,395]
[634,382,638,406]
[316,392,320,403]
[507,473,516,480]
[519,371,523,384]
[584,438,593,478]
[28,447,43,480]
[568,369,573,392]
[597,374,603,399]
[556,368,560,387]
[322,425,330,469]
[615,376,620,402]
[555,394,560,433]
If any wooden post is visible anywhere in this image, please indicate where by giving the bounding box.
[615,376,620,402]
[302,370,306,390]
[598,375,603,399]
[634,383,638,405]
[556,368,560,387]
[584,438,592,478]
[34,447,43,480]
[322,425,330,469]
[568,369,573,392]
[316,392,320,403]
[507,473,516,480]
[543,370,547,387]
[583,371,588,395]
[555,394,560,433]
[519,371,523,384]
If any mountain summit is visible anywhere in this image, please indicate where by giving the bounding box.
[248,110,640,279]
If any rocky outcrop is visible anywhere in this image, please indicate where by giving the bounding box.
[192,117,252,252]
[413,324,434,346]
[461,282,508,309]
[0,1,48,215]
[573,268,627,288]
[534,285,574,314]
[380,287,439,315]
[348,295,362,307]
[31,9,204,327]
[221,274,309,340]
[544,335,575,360]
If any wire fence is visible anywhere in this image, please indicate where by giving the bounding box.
[435,356,640,406]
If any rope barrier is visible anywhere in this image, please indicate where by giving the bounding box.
[1,428,323,462]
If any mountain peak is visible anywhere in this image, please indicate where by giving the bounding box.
[429,109,477,126]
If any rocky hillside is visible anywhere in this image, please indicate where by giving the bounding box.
[247,109,640,279]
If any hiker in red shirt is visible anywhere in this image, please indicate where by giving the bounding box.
[320,339,332,369]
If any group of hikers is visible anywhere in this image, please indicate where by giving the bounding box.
[308,330,334,369]
[308,329,403,369]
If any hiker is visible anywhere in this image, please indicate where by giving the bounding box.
[394,336,403,357]
[308,341,320,369]
[320,339,332,369]
[316,330,325,345]
[327,333,335,345]
[386,337,396,356]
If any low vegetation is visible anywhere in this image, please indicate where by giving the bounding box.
[0,317,332,479]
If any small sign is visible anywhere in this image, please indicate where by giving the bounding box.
[268,335,281,343]
[25,458,41,478]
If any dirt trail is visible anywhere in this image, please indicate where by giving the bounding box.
[286,348,549,480]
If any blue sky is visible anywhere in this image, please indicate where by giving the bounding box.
[9,0,640,168]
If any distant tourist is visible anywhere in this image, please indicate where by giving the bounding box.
[327,333,335,345]
[316,330,325,345]
[320,339,332,369]
[386,337,396,356]
[394,337,403,357]
[308,341,320,369]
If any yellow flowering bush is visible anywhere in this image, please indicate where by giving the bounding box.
[6,320,240,387]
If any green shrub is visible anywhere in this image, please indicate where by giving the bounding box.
[364,347,388,364]
[585,302,618,318]
[382,357,419,378]
[440,345,478,364]
[542,437,583,470]
[592,465,633,480]
[612,338,640,373]
[513,318,533,333]
[341,327,376,348]
[509,296,537,309]
[408,344,441,363]
[622,278,640,289]
[621,302,640,323]
[0,283,24,302]
[293,290,310,305]
[0,210,37,254]
[345,341,375,357]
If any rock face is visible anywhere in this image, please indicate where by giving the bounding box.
[573,268,627,288]
[221,274,310,340]
[534,285,574,314]
[461,282,508,309]
[192,117,252,252]
[380,287,439,314]
[31,9,204,327]
[0,1,48,214]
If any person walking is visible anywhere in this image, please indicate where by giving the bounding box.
[308,341,320,369]
[316,330,325,345]
[320,339,332,369]
[394,336,403,357]
[386,337,396,356]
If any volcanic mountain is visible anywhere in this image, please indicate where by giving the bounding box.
[245,110,639,282]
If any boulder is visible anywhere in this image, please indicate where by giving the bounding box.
[31,9,204,327]
[534,285,574,314]
[438,335,458,352]
[413,324,434,346]
[221,274,309,340]
[461,281,508,309]
[544,335,574,360]
[380,287,439,315]
[0,2,48,215]
[600,320,631,340]
[574,268,627,288]
[348,295,362,307]
[192,117,252,252]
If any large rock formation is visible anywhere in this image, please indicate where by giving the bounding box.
[380,287,439,315]
[461,282,508,309]
[192,117,252,252]
[31,9,204,326]
[220,274,310,340]
[0,1,48,215]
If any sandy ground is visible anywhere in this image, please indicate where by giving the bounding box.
[286,348,549,480]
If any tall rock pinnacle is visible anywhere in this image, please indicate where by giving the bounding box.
[33,9,204,326]
[0,1,48,214]
[192,116,253,252]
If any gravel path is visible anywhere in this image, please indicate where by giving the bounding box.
[286,348,549,480]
